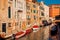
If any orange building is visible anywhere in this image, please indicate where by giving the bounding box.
[49,4,60,18]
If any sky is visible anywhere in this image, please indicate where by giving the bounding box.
[37,0,60,5]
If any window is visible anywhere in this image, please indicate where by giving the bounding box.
[33,5,36,8]
[39,17,41,19]
[2,23,6,33]
[8,7,11,18]
[19,22,21,28]
[15,0,16,7]
[31,9,32,13]
[15,22,18,26]
[41,12,44,16]
[8,23,11,27]
[27,6,30,10]
[27,15,30,20]
[33,10,36,13]
[27,22,30,25]
[17,1,23,10]
[15,12,17,19]
[34,15,36,20]
[40,6,44,10]
[36,10,38,13]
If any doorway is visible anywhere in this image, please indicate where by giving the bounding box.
[2,23,6,33]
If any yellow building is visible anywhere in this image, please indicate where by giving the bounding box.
[0,0,15,38]
[0,0,26,38]
[0,0,49,38]
[26,0,40,30]
[31,2,40,26]
[26,0,32,29]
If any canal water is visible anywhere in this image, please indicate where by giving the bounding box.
[6,27,50,40]
[18,27,49,40]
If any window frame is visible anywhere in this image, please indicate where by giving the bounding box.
[41,12,44,16]
[8,7,11,18]
[27,15,30,20]
[8,23,11,27]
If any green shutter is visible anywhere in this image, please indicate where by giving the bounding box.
[33,10,36,13]
[8,7,11,18]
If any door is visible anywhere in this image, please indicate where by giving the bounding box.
[2,23,6,33]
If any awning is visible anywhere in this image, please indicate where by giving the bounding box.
[33,25,39,32]
[33,25,39,29]
[15,31,26,38]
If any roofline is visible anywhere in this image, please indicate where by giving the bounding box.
[49,4,60,6]
[49,4,60,10]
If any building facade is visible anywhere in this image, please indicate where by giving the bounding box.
[0,0,15,37]
[15,0,26,31]
[0,0,26,38]
[0,0,49,38]
[49,4,60,18]
[39,1,49,20]
[26,0,40,30]
[39,1,50,40]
